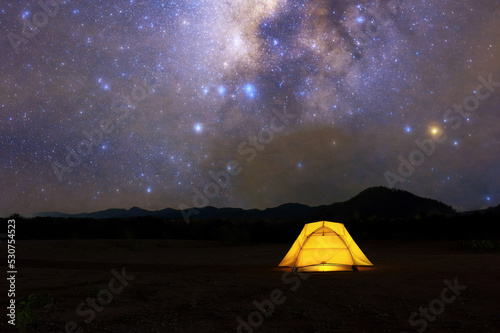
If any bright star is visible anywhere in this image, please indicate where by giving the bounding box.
[429,126,442,136]
[244,84,256,98]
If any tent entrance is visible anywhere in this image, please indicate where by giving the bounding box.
[292,226,355,271]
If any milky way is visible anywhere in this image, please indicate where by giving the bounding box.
[1,0,500,215]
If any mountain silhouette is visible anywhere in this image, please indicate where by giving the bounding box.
[35,186,454,220]
[313,187,455,220]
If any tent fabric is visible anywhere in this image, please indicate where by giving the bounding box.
[279,221,373,272]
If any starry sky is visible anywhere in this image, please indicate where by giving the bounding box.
[1,0,500,217]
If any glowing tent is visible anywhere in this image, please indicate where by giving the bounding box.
[279,221,373,272]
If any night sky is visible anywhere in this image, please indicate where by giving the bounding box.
[1,0,500,216]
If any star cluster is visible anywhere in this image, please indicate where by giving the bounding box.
[1,0,499,215]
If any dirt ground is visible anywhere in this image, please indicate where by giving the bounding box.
[1,239,499,333]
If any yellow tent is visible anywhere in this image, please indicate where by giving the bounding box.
[278,221,373,272]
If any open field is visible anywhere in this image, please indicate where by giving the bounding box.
[1,239,499,332]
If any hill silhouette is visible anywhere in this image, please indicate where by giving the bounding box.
[35,186,454,220]
[313,187,455,220]
[7,187,500,242]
